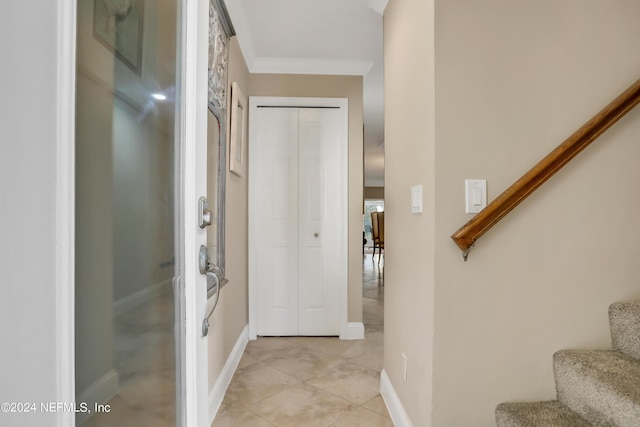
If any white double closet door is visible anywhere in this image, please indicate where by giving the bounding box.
[249,97,348,337]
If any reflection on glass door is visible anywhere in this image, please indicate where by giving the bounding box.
[75,0,181,425]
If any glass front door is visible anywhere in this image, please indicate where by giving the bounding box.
[75,0,182,424]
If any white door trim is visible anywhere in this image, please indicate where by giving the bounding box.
[248,96,349,340]
[55,0,208,425]
[55,1,77,426]
[181,0,210,425]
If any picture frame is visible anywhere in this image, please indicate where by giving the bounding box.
[229,82,247,176]
[93,0,144,76]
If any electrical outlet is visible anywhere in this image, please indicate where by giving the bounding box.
[402,353,408,383]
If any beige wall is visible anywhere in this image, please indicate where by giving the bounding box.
[433,1,640,426]
[249,74,365,323]
[2,2,66,424]
[383,0,436,425]
[208,36,251,389]
[384,0,640,426]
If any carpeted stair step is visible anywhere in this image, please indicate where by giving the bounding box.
[609,301,640,361]
[554,349,640,426]
[495,400,593,426]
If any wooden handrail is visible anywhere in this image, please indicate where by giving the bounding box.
[452,78,640,260]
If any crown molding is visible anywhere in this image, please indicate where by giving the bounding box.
[249,57,373,76]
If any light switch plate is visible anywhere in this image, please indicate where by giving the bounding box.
[465,179,486,213]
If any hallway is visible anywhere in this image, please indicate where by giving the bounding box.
[211,254,389,426]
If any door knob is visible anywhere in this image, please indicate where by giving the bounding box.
[314,233,319,238]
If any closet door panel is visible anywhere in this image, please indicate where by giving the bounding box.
[252,108,299,336]
[250,100,347,338]
[298,108,345,335]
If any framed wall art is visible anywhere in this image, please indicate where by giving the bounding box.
[229,82,247,176]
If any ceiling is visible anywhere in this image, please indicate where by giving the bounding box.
[225,0,387,187]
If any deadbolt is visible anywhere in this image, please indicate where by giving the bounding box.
[199,196,213,228]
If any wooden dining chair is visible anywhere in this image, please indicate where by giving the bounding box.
[371,212,379,257]
[371,211,384,262]
[376,212,384,265]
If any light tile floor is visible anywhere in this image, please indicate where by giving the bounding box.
[212,254,389,427]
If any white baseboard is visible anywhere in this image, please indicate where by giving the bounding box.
[113,279,171,317]
[208,325,249,424]
[340,322,365,340]
[380,369,413,427]
[76,369,119,425]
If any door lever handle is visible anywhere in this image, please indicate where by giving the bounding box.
[202,271,220,337]
[199,244,222,337]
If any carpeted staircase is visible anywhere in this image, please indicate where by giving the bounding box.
[495,301,640,426]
